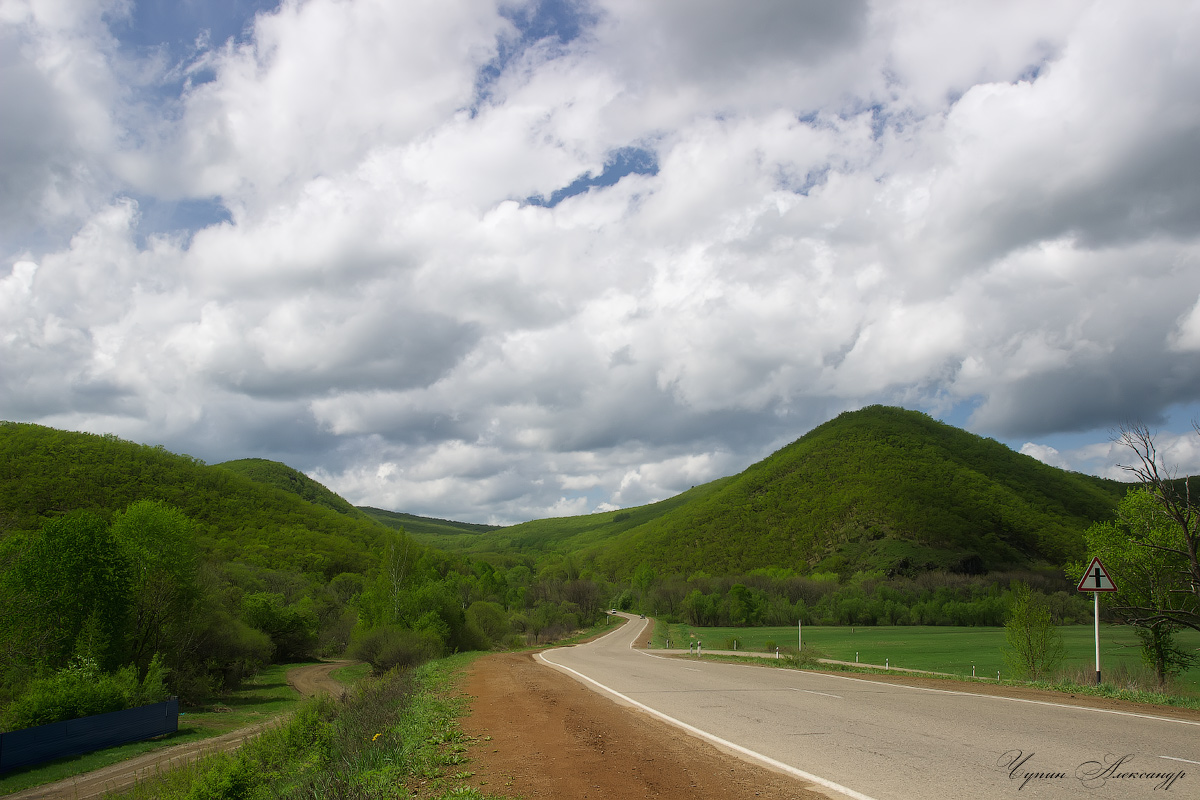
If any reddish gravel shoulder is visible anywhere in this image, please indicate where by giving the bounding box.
[461,652,827,800]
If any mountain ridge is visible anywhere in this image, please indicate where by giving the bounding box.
[387,407,1129,579]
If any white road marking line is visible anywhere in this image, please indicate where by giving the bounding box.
[792,688,843,699]
[683,667,701,672]
[1159,755,1200,765]
[799,670,1200,727]
[615,617,1196,727]
[538,649,881,800]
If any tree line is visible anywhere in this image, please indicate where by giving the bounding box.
[0,498,613,730]
[620,565,1094,629]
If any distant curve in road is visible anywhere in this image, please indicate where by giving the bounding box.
[538,614,1199,800]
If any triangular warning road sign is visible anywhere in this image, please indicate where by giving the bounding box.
[1077,556,1117,592]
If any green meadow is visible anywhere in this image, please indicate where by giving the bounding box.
[653,623,1200,694]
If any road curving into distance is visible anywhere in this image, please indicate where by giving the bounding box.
[538,613,1199,800]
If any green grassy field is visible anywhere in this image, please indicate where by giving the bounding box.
[653,623,1200,693]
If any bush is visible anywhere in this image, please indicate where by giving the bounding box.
[349,626,443,673]
[241,592,319,662]
[1004,583,1065,680]
[782,645,828,669]
[182,752,262,800]
[187,610,274,697]
[1,654,169,732]
[465,601,509,647]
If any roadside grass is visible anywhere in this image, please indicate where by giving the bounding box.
[0,662,316,796]
[0,618,613,797]
[108,653,503,800]
[330,661,373,686]
[653,623,1200,702]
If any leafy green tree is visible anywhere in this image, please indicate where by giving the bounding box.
[1115,424,1200,632]
[1003,582,1065,680]
[110,500,201,674]
[466,601,510,646]
[8,512,134,671]
[1081,489,1199,687]
[241,592,318,662]
[631,562,657,611]
[726,584,764,626]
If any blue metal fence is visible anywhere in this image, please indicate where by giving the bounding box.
[0,698,179,773]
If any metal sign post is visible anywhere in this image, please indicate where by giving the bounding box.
[1076,557,1117,685]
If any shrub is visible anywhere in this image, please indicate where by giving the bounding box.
[349,626,443,673]
[182,751,261,800]
[1004,582,1065,680]
[1,654,169,732]
[465,601,509,647]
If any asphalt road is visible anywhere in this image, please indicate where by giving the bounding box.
[538,614,1200,799]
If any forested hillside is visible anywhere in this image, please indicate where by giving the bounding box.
[433,407,1128,580]
[218,458,366,519]
[384,479,734,559]
[361,506,503,541]
[0,423,609,729]
[595,406,1128,577]
[0,424,383,576]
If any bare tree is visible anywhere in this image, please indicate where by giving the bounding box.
[1113,423,1200,632]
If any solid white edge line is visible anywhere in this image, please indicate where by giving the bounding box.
[537,648,880,800]
[804,670,1200,727]
[613,615,1200,728]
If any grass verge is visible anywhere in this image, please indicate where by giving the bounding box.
[533,613,627,648]
[655,623,1200,694]
[678,648,1200,712]
[329,661,372,687]
[107,653,503,800]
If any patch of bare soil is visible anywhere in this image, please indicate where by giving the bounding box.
[287,659,351,699]
[5,662,351,800]
[461,653,828,800]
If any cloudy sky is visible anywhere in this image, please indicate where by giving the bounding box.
[3,0,1200,524]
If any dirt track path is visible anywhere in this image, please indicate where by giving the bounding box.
[5,662,350,800]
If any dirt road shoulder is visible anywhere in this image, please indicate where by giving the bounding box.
[461,652,827,800]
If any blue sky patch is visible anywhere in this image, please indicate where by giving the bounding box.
[131,195,232,248]
[526,147,658,208]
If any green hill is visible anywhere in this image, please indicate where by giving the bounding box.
[0,422,389,577]
[0,421,609,713]
[391,479,734,559]
[218,458,365,518]
[359,507,502,541]
[425,407,1129,579]
[596,406,1127,577]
